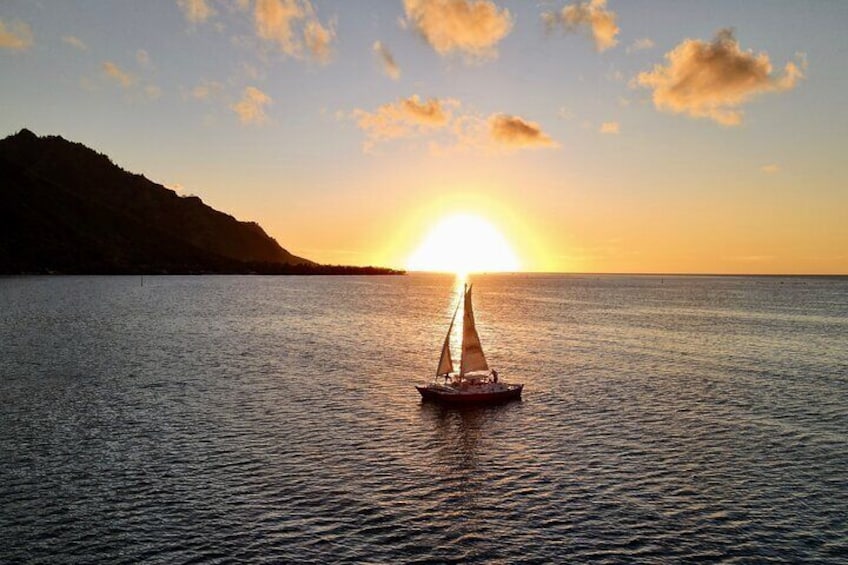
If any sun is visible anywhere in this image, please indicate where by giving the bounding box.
[406,213,521,275]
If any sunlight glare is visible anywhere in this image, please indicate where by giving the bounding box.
[406,213,521,274]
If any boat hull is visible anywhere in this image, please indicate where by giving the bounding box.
[416,383,523,405]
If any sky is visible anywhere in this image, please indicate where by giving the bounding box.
[2,0,847,274]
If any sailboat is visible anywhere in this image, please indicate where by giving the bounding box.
[416,284,523,404]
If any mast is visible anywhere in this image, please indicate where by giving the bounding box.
[435,294,461,377]
[460,284,489,376]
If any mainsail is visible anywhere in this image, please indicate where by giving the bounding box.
[460,284,489,376]
[435,297,460,377]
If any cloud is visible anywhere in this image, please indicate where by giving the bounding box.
[401,96,453,125]
[303,19,334,63]
[760,163,780,174]
[636,29,806,126]
[100,58,164,101]
[136,49,152,68]
[187,80,224,100]
[489,114,556,147]
[144,85,162,100]
[62,35,87,51]
[627,37,654,53]
[253,0,335,63]
[255,0,305,55]
[353,95,556,153]
[599,121,619,134]
[403,0,513,60]
[353,95,455,149]
[543,0,619,52]
[557,106,574,120]
[232,86,272,124]
[606,68,624,82]
[0,19,34,51]
[177,0,216,24]
[435,113,558,155]
[373,41,400,80]
[102,61,136,88]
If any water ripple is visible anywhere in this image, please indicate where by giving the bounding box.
[0,274,846,563]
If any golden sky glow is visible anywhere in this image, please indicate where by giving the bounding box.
[2,2,847,274]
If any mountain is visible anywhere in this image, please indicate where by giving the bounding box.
[0,129,324,274]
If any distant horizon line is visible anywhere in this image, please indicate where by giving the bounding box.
[4,271,846,278]
[403,270,848,277]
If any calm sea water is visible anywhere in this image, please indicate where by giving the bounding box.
[1,274,846,563]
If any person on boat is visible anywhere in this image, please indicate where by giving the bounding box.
[492,369,498,383]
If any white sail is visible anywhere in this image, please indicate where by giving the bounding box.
[460,285,489,376]
[435,297,460,376]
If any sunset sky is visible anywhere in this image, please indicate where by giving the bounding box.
[2,1,846,273]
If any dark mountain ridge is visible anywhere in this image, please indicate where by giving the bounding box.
[0,129,398,275]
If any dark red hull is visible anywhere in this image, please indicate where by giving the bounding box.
[416,384,523,405]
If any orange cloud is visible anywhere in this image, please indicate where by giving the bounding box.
[304,19,334,63]
[232,86,272,124]
[255,0,304,55]
[177,0,216,24]
[62,35,87,51]
[636,29,806,126]
[354,95,557,154]
[403,0,513,60]
[254,0,335,63]
[599,121,619,134]
[373,41,400,80]
[489,114,556,147]
[543,0,619,52]
[0,19,33,51]
[102,61,136,88]
[401,96,452,125]
[353,95,455,149]
[188,80,224,100]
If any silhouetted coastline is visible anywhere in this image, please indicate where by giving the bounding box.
[0,129,402,276]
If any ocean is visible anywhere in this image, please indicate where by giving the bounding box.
[1,274,846,563]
